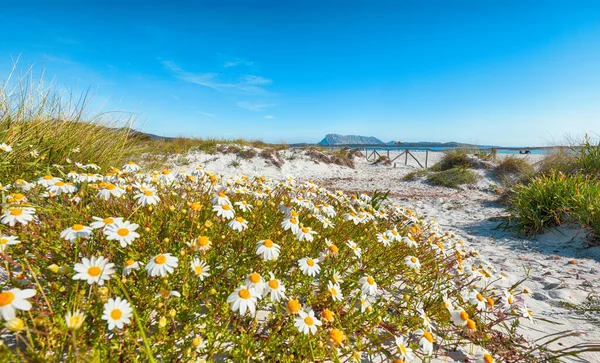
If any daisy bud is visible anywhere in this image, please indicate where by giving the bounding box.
[6,318,25,332]
[158,316,167,328]
[192,336,202,347]
[169,309,176,318]
[48,264,60,273]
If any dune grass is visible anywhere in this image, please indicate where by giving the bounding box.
[431,148,476,171]
[427,167,479,188]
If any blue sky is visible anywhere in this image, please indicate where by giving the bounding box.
[1,1,599,146]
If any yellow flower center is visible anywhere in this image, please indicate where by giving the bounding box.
[322,309,333,321]
[291,210,298,217]
[106,184,116,190]
[218,192,226,198]
[301,227,309,233]
[161,169,170,175]
[72,224,84,231]
[87,266,102,277]
[476,293,484,302]
[117,228,129,237]
[0,291,15,306]
[423,331,434,343]
[249,273,261,284]
[125,259,135,266]
[486,297,495,308]
[268,279,279,289]
[190,202,201,211]
[235,217,245,223]
[69,316,82,327]
[459,311,469,321]
[287,299,301,313]
[289,217,297,224]
[222,204,231,210]
[507,296,513,305]
[410,257,417,263]
[399,344,407,354]
[329,329,344,344]
[0,238,8,245]
[367,277,375,285]
[263,239,274,248]
[194,265,203,274]
[197,236,210,246]
[10,209,23,216]
[483,354,494,363]
[238,288,251,299]
[143,191,154,196]
[154,255,167,264]
[43,175,53,180]
[328,244,339,253]
[110,309,122,320]
[304,316,314,326]
[467,319,477,330]
[103,218,114,224]
[306,259,315,267]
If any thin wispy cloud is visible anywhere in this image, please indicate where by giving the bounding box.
[264,115,275,119]
[161,60,272,94]
[199,111,215,118]
[236,101,277,111]
[223,58,254,68]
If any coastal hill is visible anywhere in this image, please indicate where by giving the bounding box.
[318,133,384,145]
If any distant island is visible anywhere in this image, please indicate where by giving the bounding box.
[316,133,496,148]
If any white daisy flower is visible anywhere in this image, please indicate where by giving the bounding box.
[228,216,248,232]
[37,175,62,187]
[265,273,286,302]
[123,259,141,276]
[211,191,230,206]
[60,224,93,242]
[294,309,322,335]
[469,290,488,311]
[395,335,414,360]
[359,275,378,296]
[281,216,300,234]
[134,190,160,206]
[90,216,123,230]
[122,162,141,173]
[157,169,175,184]
[234,200,253,212]
[450,308,469,327]
[246,272,266,295]
[155,289,181,298]
[97,183,126,200]
[72,256,115,286]
[520,303,534,323]
[404,255,421,271]
[327,281,343,302]
[474,348,495,363]
[0,143,12,152]
[65,310,85,330]
[0,288,36,321]
[1,207,35,227]
[296,226,317,242]
[0,235,20,253]
[191,258,210,280]
[145,253,178,277]
[415,329,435,356]
[298,257,320,277]
[256,239,280,261]
[101,297,132,330]
[187,235,212,251]
[376,232,391,247]
[402,236,418,248]
[227,285,259,316]
[213,203,235,219]
[346,240,362,258]
[104,220,140,248]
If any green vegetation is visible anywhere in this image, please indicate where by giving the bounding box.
[427,167,479,188]
[403,169,428,181]
[431,148,476,171]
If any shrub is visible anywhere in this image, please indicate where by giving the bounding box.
[537,148,579,176]
[403,169,428,181]
[427,167,479,188]
[0,162,589,361]
[431,148,475,171]
[494,156,534,186]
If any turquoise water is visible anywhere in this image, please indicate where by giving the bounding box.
[357,146,550,155]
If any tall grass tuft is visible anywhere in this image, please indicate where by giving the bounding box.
[427,166,479,188]
[0,65,138,179]
[431,148,475,171]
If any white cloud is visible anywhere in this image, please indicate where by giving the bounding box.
[161,60,272,94]
[236,101,277,111]
[223,58,254,68]
[199,112,215,118]
[264,115,275,119]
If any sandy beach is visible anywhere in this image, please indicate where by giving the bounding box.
[174,147,600,362]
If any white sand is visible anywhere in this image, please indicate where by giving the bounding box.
[176,148,600,362]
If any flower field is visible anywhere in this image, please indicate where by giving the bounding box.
[0,158,591,362]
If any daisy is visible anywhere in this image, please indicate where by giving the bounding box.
[450,308,469,327]
[281,216,300,234]
[104,220,140,248]
[134,190,161,206]
[228,216,248,232]
[359,275,378,296]
[415,329,435,356]
[145,253,179,277]
[1,207,35,227]
[0,143,12,152]
[520,303,534,323]
[395,335,414,360]
[72,256,115,286]
[346,240,362,258]
[65,310,85,330]
[376,232,392,247]
[60,224,93,242]
[123,259,140,276]
[227,285,260,315]
[48,181,75,195]
[37,175,62,187]
[191,258,210,280]
[213,203,235,219]
[298,257,321,277]
[0,288,36,321]
[0,235,20,253]
[211,191,230,206]
[345,211,362,225]
[187,235,212,251]
[469,290,488,311]
[233,200,252,212]
[296,226,317,242]
[323,239,339,257]
[404,256,421,271]
[155,289,181,298]
[97,183,126,200]
[417,308,433,329]
[287,299,302,314]
[265,273,286,302]
[327,281,343,302]
[501,289,515,309]
[246,272,266,295]
[157,169,175,184]
[402,236,418,248]
[101,297,132,330]
[475,348,495,363]
[294,309,322,335]
[255,239,280,261]
[359,295,372,313]
[122,162,141,173]
[90,216,123,229]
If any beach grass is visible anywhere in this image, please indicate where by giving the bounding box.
[427,167,479,188]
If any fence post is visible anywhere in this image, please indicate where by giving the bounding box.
[425,150,428,168]
[405,149,408,165]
